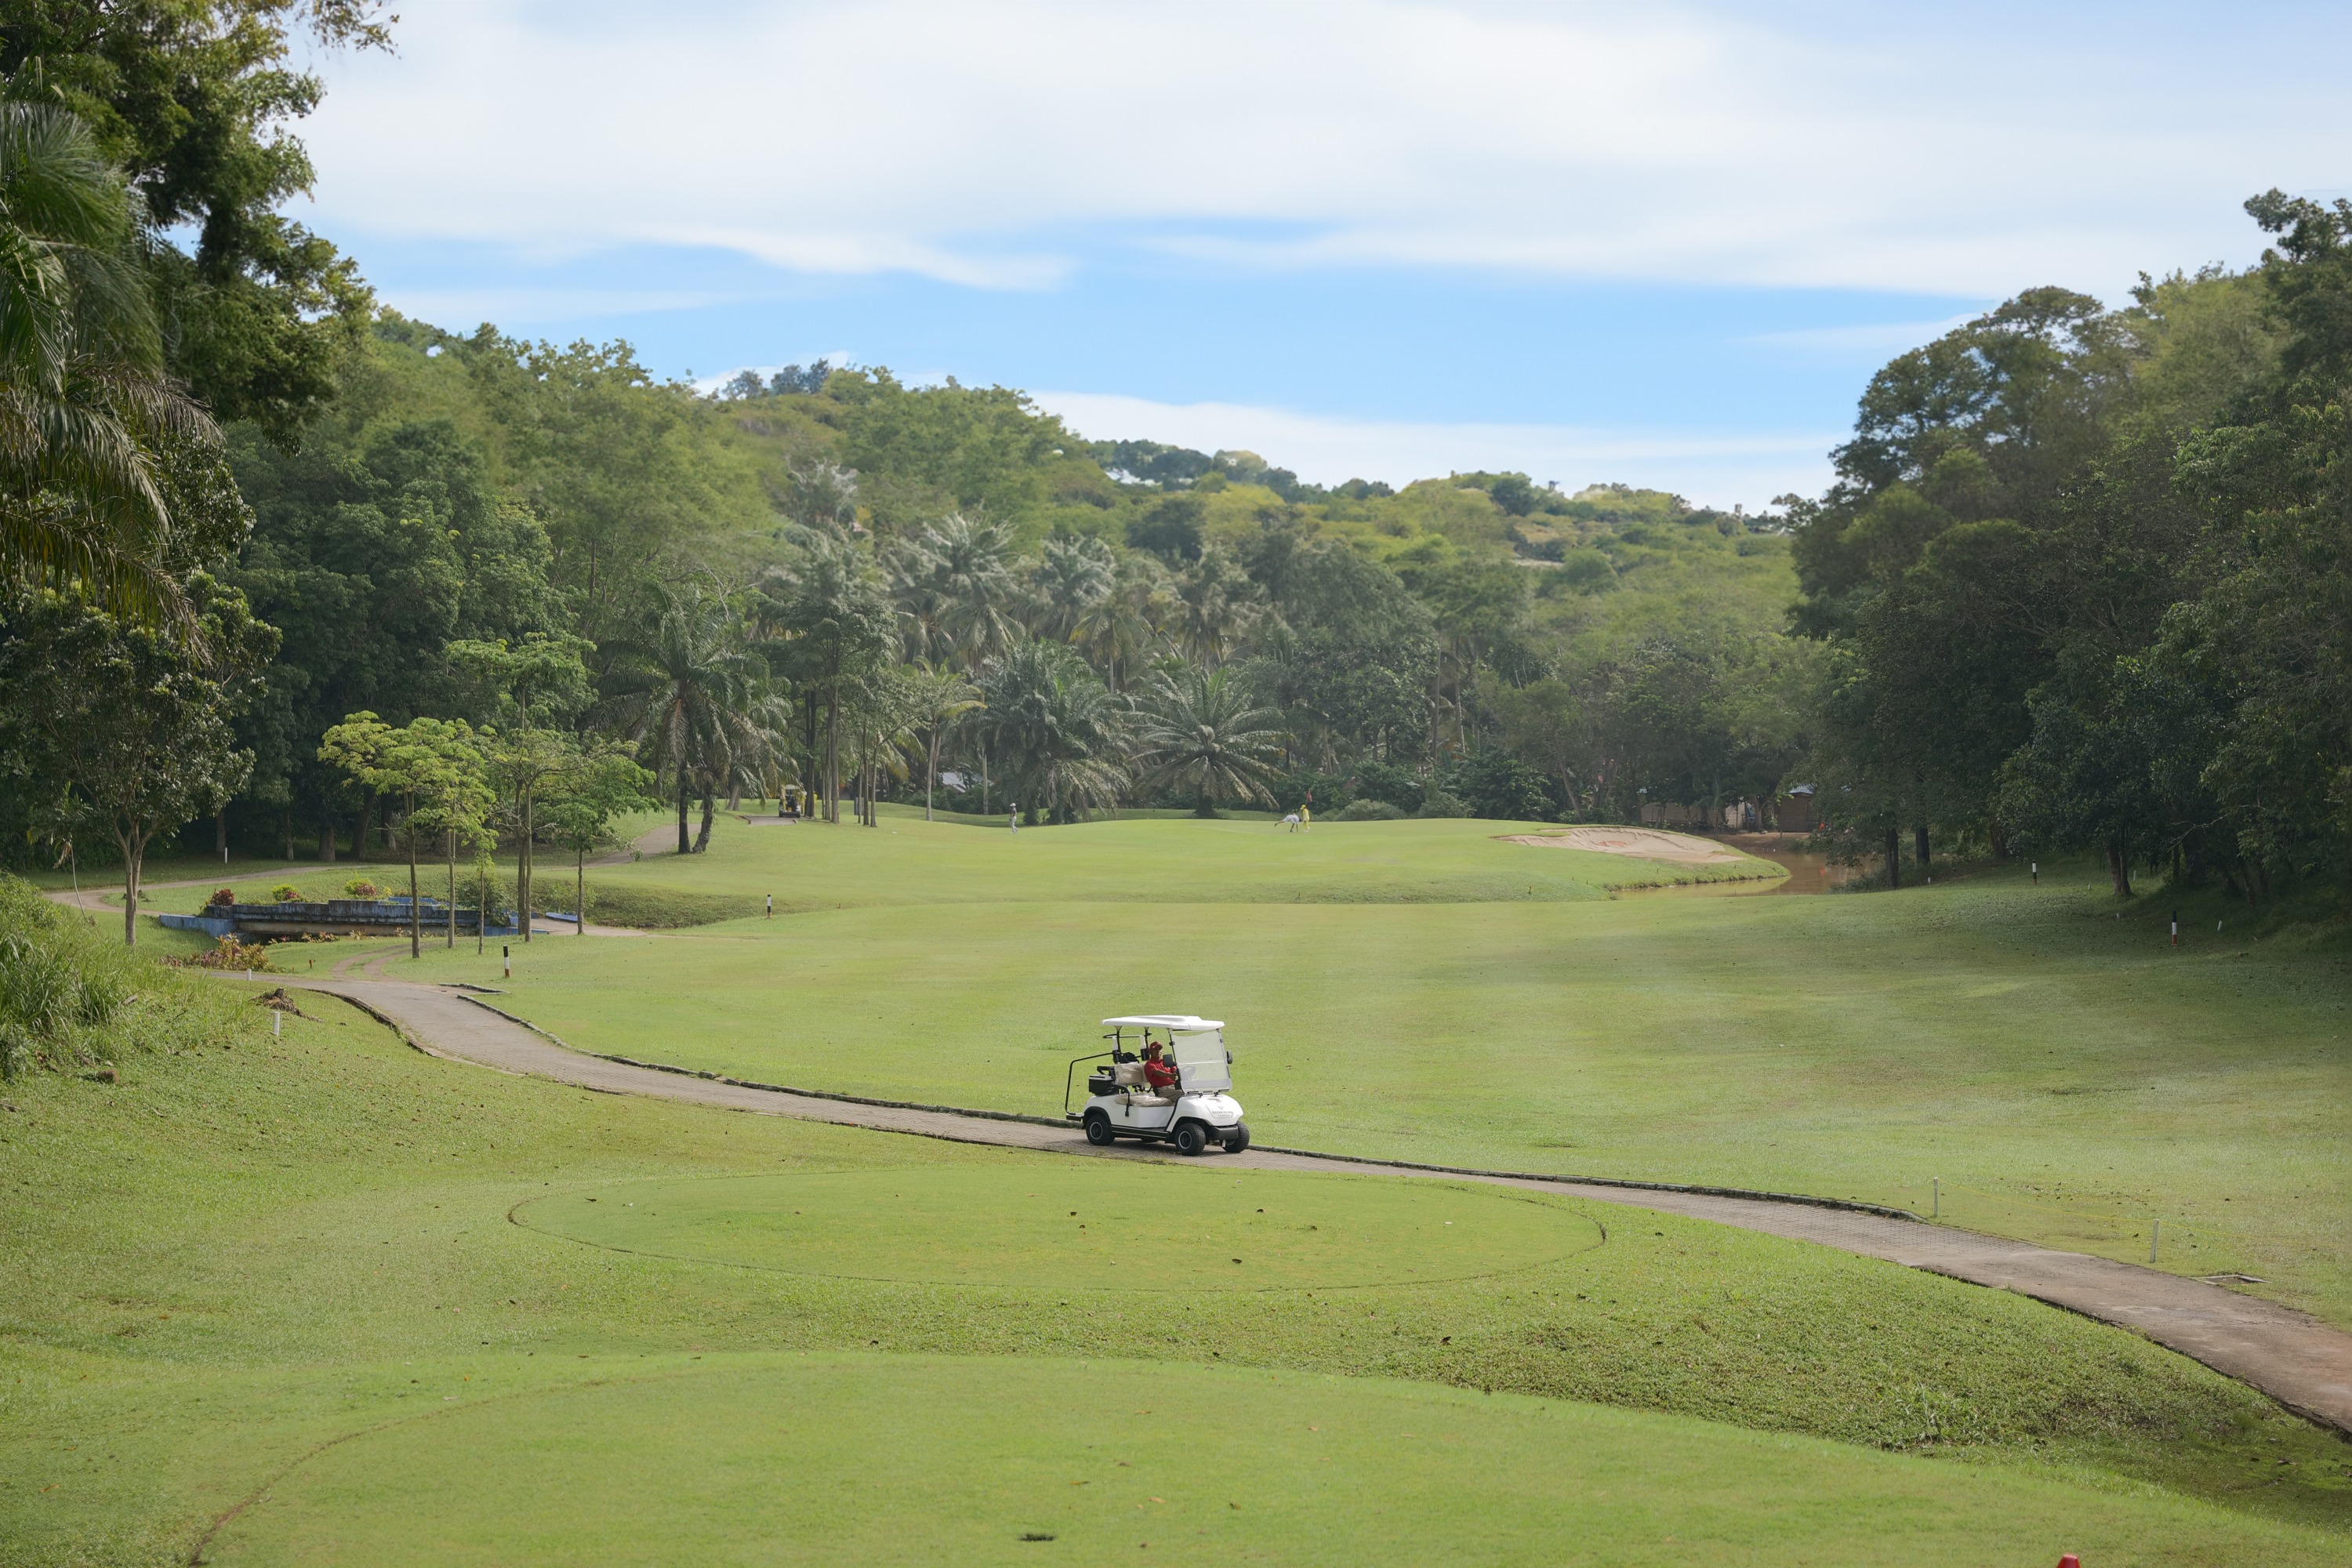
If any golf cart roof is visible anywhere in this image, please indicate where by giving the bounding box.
[1101,1014,1224,1033]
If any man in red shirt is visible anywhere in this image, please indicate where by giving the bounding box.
[1142,1040,1180,1099]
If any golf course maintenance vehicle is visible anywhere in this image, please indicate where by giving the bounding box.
[1064,1014,1250,1156]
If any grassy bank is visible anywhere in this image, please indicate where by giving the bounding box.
[2,973,2346,1563]
[284,814,2350,1327]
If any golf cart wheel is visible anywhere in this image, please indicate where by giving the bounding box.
[1174,1121,1209,1157]
[1222,1123,1250,1155]
[1083,1111,1116,1146]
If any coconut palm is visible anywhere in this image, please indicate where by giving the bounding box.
[977,641,1129,823]
[902,661,983,820]
[1131,666,1284,815]
[891,514,1022,668]
[1166,546,1260,669]
[839,666,920,826]
[1072,553,1169,691]
[0,100,211,629]
[758,530,894,823]
[601,590,766,854]
[1029,532,1114,643]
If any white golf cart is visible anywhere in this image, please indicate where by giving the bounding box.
[1064,1014,1250,1156]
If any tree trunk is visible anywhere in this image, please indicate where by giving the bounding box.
[359,790,378,862]
[319,799,336,862]
[1988,819,2008,861]
[118,826,146,948]
[927,728,938,821]
[695,789,714,853]
[1914,823,1930,866]
[520,788,535,943]
[216,808,228,862]
[826,687,842,824]
[282,809,293,862]
[2107,839,2132,898]
[1883,826,1902,890]
[676,777,691,855]
[446,828,457,948]
[577,847,586,937]
[406,796,420,960]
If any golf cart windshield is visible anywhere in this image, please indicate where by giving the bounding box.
[1170,1029,1230,1093]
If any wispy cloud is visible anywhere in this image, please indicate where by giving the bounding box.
[307,0,2340,297]
[1740,315,1980,358]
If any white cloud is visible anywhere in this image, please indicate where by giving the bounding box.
[1026,390,1838,510]
[379,285,746,326]
[1739,315,1979,358]
[303,0,2345,297]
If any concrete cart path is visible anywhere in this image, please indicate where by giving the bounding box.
[233,973,2352,1436]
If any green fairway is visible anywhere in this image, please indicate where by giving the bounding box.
[203,1353,2329,1568]
[517,1166,1605,1291]
[5,957,2347,1564]
[124,810,1777,921]
[321,813,2352,1327]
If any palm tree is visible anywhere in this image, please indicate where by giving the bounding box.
[891,514,1022,668]
[1072,553,1169,691]
[902,661,983,820]
[758,531,894,823]
[1030,533,1114,643]
[978,641,1129,823]
[840,666,919,827]
[1167,546,1260,669]
[601,590,764,853]
[1131,666,1284,815]
[0,100,210,630]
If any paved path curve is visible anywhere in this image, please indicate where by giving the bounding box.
[223,972,2352,1436]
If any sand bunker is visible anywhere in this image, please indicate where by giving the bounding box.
[1498,827,1744,864]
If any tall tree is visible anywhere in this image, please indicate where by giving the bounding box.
[1130,666,1282,815]
[3,0,388,441]
[0,573,274,943]
[601,590,764,855]
[975,641,1127,823]
[759,532,892,825]
[539,742,652,935]
[902,661,982,821]
[0,97,223,626]
[318,711,483,958]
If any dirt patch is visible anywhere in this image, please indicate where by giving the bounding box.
[1497,827,1745,865]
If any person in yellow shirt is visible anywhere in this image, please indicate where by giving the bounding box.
[1300,802,1311,832]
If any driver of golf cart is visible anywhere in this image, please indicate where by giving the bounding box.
[1142,1039,1179,1099]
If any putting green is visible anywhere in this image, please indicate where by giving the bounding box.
[514,1165,1604,1290]
[205,1353,2307,1567]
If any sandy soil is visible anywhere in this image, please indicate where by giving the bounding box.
[1497,827,1745,864]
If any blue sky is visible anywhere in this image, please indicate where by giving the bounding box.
[299,2,2352,507]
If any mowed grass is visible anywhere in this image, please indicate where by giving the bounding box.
[4,971,2347,1564]
[516,1166,1606,1291]
[338,812,2352,1326]
[122,809,1774,920]
[206,1354,2313,1568]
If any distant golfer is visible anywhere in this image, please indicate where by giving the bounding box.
[1283,811,1301,833]
[1008,802,1019,833]
[1299,803,1311,833]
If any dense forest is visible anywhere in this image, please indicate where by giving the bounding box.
[5,2,2352,937]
